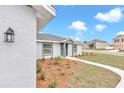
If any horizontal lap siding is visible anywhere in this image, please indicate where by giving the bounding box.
[0,6,36,88]
[53,43,61,57]
[77,45,82,55]
[37,42,43,59]
[68,44,73,56]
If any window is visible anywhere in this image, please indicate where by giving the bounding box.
[42,43,52,56]
[122,38,124,42]
[74,44,77,53]
[116,39,119,42]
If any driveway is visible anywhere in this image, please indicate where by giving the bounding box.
[66,57,124,88]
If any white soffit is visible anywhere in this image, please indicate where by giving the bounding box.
[32,5,56,30]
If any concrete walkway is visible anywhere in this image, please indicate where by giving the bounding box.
[66,57,124,88]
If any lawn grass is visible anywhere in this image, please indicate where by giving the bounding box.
[37,58,120,88]
[69,63,120,88]
[79,52,124,70]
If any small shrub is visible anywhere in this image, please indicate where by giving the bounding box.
[74,62,77,64]
[40,72,45,80]
[74,55,77,57]
[37,63,41,73]
[81,52,85,56]
[78,54,81,57]
[66,63,70,66]
[57,68,61,71]
[41,56,45,61]
[67,66,71,69]
[75,75,81,80]
[85,53,88,56]
[48,80,57,88]
[93,54,96,56]
[90,53,93,56]
[60,72,65,76]
[53,56,62,65]
[48,65,51,69]
[51,57,53,60]
[54,60,59,65]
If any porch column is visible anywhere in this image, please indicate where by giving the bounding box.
[63,43,66,57]
[72,43,74,57]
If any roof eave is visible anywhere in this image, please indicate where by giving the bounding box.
[31,5,56,31]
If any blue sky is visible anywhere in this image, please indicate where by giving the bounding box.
[41,5,124,44]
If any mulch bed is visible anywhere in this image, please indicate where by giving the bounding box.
[36,58,81,88]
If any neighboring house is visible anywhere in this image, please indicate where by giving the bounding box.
[105,44,114,50]
[0,5,55,88]
[88,39,108,50]
[37,33,82,58]
[82,41,90,49]
[113,35,124,50]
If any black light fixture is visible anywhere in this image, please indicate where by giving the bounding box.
[4,27,14,43]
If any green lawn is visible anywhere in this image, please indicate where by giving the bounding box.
[79,53,124,70]
[37,58,120,88]
[68,63,120,88]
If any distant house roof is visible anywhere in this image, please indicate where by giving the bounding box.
[37,33,82,45]
[37,33,67,42]
[88,39,107,45]
[113,35,124,39]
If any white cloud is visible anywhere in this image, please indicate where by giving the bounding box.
[67,20,88,41]
[67,36,80,41]
[75,37,80,41]
[67,20,88,31]
[117,31,124,35]
[95,8,123,23]
[95,24,106,32]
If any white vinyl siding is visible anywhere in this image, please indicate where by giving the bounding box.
[74,44,77,55]
[53,43,61,57]
[37,42,42,58]
[77,45,82,55]
[42,43,53,56]
[68,44,73,56]
[0,6,36,87]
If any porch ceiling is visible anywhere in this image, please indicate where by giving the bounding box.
[31,5,56,31]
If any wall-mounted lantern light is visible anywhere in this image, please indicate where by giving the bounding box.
[4,27,14,43]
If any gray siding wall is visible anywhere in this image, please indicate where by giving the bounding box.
[68,44,73,56]
[0,6,36,87]
[37,42,61,58]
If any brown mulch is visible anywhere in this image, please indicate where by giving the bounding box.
[36,59,81,88]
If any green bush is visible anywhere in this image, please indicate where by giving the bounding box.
[51,57,53,60]
[75,75,81,80]
[40,72,45,80]
[60,72,65,76]
[37,63,41,73]
[48,80,57,88]
[53,56,62,65]
[41,56,45,61]
[81,52,85,56]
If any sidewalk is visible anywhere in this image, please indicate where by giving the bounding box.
[66,57,124,88]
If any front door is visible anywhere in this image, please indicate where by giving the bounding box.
[61,43,68,57]
[61,43,64,56]
[66,44,68,56]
